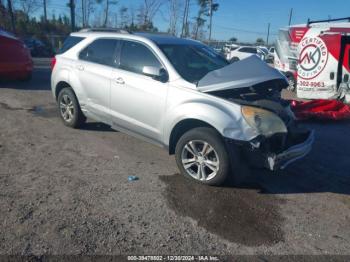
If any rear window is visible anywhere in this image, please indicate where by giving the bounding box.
[58,36,84,54]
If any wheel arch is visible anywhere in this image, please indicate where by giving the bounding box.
[55,81,73,100]
[168,119,219,155]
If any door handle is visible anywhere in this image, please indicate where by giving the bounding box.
[114,77,125,85]
[76,64,84,71]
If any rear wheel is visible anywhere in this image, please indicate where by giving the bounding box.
[175,127,231,186]
[57,88,86,128]
[230,57,240,63]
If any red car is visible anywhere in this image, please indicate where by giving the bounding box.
[0,29,33,80]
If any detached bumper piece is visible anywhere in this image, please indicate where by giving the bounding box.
[227,128,314,171]
[266,130,314,170]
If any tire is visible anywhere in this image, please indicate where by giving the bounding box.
[175,127,231,186]
[230,57,240,63]
[57,87,86,128]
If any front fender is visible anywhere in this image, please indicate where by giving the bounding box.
[163,100,258,146]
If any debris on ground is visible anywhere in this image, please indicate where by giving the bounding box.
[128,176,139,181]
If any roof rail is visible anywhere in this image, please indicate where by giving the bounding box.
[79,28,131,34]
[307,17,350,27]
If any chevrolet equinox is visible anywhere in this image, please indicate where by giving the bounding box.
[51,29,314,186]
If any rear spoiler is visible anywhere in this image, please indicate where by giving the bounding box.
[307,17,350,27]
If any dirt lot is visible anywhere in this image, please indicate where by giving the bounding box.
[1,63,350,257]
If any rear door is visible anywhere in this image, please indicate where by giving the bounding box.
[75,38,119,122]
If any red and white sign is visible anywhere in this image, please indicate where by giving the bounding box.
[298,37,328,80]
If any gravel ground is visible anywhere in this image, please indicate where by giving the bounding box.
[0,65,350,257]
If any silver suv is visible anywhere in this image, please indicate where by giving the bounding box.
[51,29,314,186]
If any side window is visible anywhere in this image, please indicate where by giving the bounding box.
[58,36,84,54]
[240,47,257,54]
[119,41,162,75]
[79,39,118,66]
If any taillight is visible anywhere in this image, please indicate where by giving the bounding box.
[50,56,56,70]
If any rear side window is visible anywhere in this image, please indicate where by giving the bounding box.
[239,47,257,54]
[58,36,84,54]
[79,39,118,67]
[119,41,162,75]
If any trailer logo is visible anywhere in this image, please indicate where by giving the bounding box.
[298,37,328,79]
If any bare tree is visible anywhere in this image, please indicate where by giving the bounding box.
[43,0,47,22]
[181,0,190,37]
[7,0,16,32]
[192,0,207,40]
[119,6,128,28]
[96,0,118,27]
[207,0,219,41]
[192,16,206,40]
[81,0,86,27]
[80,0,95,27]
[168,0,182,36]
[17,0,40,19]
[192,0,218,40]
[141,0,162,25]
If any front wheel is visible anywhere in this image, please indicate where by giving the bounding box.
[175,127,231,186]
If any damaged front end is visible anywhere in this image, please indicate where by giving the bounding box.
[212,81,314,171]
[197,56,314,171]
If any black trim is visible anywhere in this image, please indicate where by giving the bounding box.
[307,17,350,27]
[337,36,350,88]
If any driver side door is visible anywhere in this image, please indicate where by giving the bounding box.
[110,40,168,144]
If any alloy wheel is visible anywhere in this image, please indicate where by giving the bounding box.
[59,94,75,122]
[181,140,220,181]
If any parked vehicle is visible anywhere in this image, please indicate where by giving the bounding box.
[223,43,239,54]
[274,17,350,103]
[51,29,314,186]
[226,46,265,62]
[0,30,33,81]
[23,38,54,57]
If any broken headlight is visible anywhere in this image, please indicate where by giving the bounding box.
[241,106,287,137]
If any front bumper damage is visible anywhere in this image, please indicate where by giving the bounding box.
[226,127,314,171]
[265,130,314,170]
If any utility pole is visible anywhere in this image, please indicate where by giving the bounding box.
[43,0,47,22]
[208,0,213,41]
[288,8,293,26]
[7,0,16,33]
[181,0,189,38]
[266,23,270,46]
[69,0,75,31]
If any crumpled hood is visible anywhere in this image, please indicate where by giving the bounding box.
[197,56,287,92]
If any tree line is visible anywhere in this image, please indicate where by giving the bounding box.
[0,0,220,41]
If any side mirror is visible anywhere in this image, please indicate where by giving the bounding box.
[142,66,160,77]
[142,66,168,83]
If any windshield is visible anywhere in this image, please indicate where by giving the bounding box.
[158,43,229,83]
